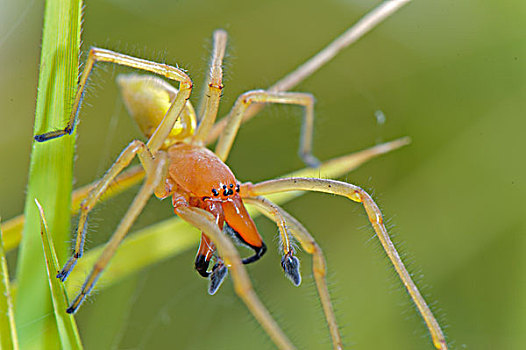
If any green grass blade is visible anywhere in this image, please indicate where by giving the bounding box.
[1,216,23,252]
[15,0,82,348]
[0,222,19,350]
[35,201,83,350]
[66,138,408,294]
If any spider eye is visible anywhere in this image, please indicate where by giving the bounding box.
[212,188,219,196]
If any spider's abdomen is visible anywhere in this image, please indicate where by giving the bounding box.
[117,74,196,148]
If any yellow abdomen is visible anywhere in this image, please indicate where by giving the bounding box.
[117,73,196,148]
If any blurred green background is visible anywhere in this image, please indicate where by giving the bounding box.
[1,0,525,349]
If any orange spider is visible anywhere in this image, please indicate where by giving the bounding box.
[34,5,447,350]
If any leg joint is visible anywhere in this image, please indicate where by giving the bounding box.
[127,139,146,151]
[240,89,266,105]
[208,82,223,90]
[79,199,90,212]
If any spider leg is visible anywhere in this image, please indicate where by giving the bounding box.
[241,178,448,350]
[193,29,228,144]
[206,0,411,144]
[34,47,193,154]
[174,205,295,350]
[57,140,161,282]
[66,152,167,314]
[244,196,343,350]
[215,90,319,166]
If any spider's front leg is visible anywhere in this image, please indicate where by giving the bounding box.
[34,47,193,154]
[242,178,448,350]
[57,140,159,282]
[67,151,168,313]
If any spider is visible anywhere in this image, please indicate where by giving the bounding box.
[34,5,447,350]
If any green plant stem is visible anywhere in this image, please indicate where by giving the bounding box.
[15,0,82,348]
[0,224,19,349]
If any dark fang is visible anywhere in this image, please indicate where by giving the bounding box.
[242,243,267,265]
[223,222,267,264]
[212,188,219,196]
[281,254,301,286]
[209,263,228,295]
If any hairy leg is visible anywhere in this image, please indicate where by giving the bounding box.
[206,0,411,144]
[57,141,162,281]
[34,47,193,154]
[242,177,447,350]
[193,29,228,144]
[215,90,319,166]
[67,153,167,313]
[244,195,343,350]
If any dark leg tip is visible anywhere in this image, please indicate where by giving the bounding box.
[56,257,77,282]
[281,254,301,286]
[56,269,70,282]
[34,134,47,142]
[66,306,76,314]
[208,263,228,295]
[33,129,69,142]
